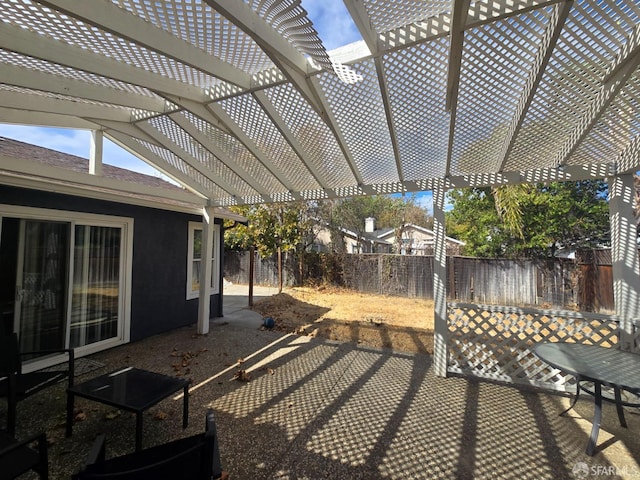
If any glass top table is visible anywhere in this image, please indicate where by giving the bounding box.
[533,342,640,456]
[66,367,189,451]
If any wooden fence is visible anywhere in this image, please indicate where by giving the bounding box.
[223,250,617,312]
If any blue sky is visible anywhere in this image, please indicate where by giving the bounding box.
[0,1,433,212]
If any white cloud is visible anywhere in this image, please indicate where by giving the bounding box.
[302,0,362,51]
[0,124,90,157]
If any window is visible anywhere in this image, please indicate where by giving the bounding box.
[187,222,220,299]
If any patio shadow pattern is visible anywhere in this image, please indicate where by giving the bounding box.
[3,324,640,479]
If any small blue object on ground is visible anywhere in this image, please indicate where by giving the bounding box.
[263,317,275,328]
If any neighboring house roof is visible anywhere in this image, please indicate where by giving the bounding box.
[338,226,388,246]
[323,222,464,247]
[373,223,465,245]
[0,136,245,222]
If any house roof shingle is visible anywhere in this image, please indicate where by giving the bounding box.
[0,136,246,222]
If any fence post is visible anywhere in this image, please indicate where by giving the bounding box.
[277,246,283,293]
[248,247,254,307]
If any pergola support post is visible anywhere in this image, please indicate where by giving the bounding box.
[433,180,449,376]
[608,173,640,351]
[197,206,215,335]
[89,129,103,176]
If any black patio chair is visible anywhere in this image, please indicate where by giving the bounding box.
[0,430,48,479]
[0,331,75,435]
[73,409,227,480]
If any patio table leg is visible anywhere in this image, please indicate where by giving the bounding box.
[66,391,74,437]
[614,387,627,428]
[586,382,602,456]
[135,412,143,452]
[560,376,581,417]
[182,385,189,429]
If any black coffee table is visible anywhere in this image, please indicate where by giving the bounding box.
[66,367,189,451]
[533,342,640,455]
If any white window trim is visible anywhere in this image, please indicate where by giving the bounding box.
[187,221,220,300]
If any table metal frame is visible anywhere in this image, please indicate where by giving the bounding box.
[66,367,189,451]
[533,342,640,456]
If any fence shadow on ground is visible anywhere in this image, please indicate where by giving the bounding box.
[302,318,434,355]
[253,293,434,355]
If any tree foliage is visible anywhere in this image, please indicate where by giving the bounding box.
[317,194,432,253]
[224,202,317,258]
[446,180,610,258]
[224,194,433,256]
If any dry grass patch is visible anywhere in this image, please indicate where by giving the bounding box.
[251,286,435,354]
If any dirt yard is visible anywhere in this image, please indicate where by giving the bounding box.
[251,286,435,354]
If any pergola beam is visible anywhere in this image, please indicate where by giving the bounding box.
[36,0,251,89]
[444,0,471,176]
[87,119,164,148]
[106,130,212,200]
[0,22,207,103]
[0,152,204,205]
[345,0,404,185]
[0,90,133,123]
[495,1,572,172]
[446,0,470,112]
[343,0,379,51]
[0,63,167,113]
[135,121,249,201]
[603,23,640,84]
[554,31,640,166]
[169,111,275,202]
[0,107,99,130]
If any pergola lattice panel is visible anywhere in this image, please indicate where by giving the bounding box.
[0,0,638,204]
[448,303,621,390]
[451,8,551,175]
[383,38,450,180]
[318,61,398,186]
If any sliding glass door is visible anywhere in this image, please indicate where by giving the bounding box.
[15,220,69,354]
[70,225,120,348]
[0,206,131,362]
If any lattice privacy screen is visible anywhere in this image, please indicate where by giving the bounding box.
[447,302,623,391]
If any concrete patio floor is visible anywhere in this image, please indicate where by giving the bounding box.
[8,286,640,479]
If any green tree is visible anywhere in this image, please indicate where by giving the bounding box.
[319,194,432,253]
[446,180,610,258]
[224,202,317,258]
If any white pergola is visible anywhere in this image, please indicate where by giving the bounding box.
[1,0,639,376]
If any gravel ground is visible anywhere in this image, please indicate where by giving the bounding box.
[6,319,640,480]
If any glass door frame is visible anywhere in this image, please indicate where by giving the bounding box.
[1,204,133,372]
